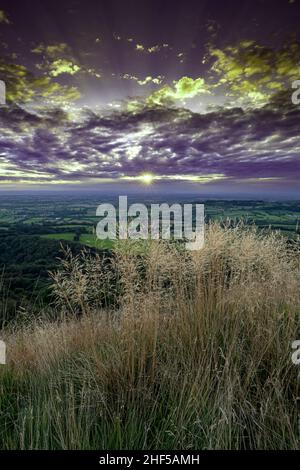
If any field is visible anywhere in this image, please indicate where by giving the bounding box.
[0,195,299,232]
[41,232,78,241]
[0,194,299,311]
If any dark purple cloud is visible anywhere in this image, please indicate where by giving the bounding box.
[0,93,300,192]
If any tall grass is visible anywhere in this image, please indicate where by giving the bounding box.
[0,223,300,449]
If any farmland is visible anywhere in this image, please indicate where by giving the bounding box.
[0,192,299,313]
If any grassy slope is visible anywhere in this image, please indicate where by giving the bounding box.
[0,224,299,450]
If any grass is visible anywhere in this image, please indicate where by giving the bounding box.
[0,222,300,450]
[79,233,114,249]
[40,232,114,249]
[41,232,76,242]
[24,217,43,224]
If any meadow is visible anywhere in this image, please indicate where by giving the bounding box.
[0,222,299,450]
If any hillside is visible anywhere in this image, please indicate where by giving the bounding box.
[0,223,299,450]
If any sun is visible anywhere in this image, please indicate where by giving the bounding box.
[139,173,155,185]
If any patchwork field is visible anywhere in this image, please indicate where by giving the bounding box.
[0,194,299,313]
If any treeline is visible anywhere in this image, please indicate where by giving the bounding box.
[0,223,89,236]
[0,230,101,320]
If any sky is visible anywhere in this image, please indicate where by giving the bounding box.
[0,0,300,197]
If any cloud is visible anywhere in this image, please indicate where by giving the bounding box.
[134,42,170,54]
[32,43,69,58]
[112,35,171,55]
[0,59,80,104]
[1,96,300,187]
[145,77,210,107]
[209,39,300,107]
[0,10,10,24]
[48,59,81,77]
[122,73,164,86]
[32,42,101,79]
